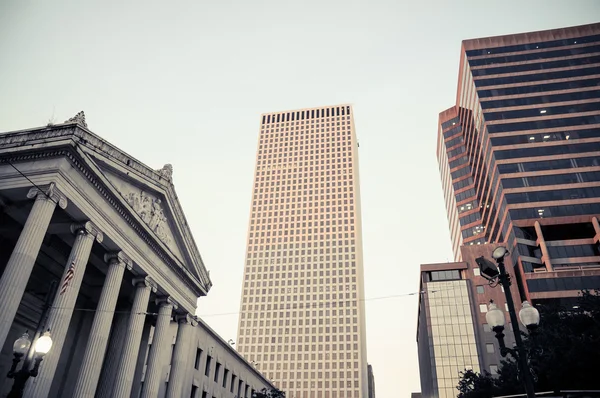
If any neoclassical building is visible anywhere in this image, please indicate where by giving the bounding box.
[0,113,273,398]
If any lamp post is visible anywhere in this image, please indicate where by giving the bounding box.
[5,280,57,398]
[476,246,540,398]
[6,330,53,398]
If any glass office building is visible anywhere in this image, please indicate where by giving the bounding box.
[437,23,600,305]
[237,105,369,398]
[417,263,481,398]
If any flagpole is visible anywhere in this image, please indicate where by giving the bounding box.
[25,280,58,364]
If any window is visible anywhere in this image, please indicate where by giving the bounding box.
[473,268,481,276]
[201,391,207,398]
[223,368,229,388]
[479,304,488,313]
[194,349,203,370]
[476,285,485,294]
[214,362,221,383]
[204,355,212,377]
[505,303,509,312]
[191,386,198,398]
[486,343,495,354]
[231,375,236,393]
[429,270,461,281]
[483,323,491,332]
[490,365,499,375]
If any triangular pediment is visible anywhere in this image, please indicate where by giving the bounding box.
[101,169,184,260]
[79,149,211,293]
[0,121,211,295]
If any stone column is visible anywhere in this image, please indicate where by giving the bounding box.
[71,251,132,398]
[166,314,198,398]
[96,306,129,398]
[25,221,103,398]
[534,221,553,271]
[130,320,153,398]
[0,183,67,350]
[112,277,156,398]
[140,297,178,398]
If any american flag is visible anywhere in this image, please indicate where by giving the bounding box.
[60,261,76,295]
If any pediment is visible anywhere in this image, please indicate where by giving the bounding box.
[77,143,211,294]
[0,121,211,295]
[101,169,184,260]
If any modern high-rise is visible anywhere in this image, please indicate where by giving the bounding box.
[438,22,600,306]
[237,105,369,398]
[418,22,600,398]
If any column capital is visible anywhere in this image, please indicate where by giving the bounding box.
[71,221,104,243]
[104,251,133,270]
[27,182,68,209]
[156,296,178,310]
[132,276,157,292]
[175,313,197,326]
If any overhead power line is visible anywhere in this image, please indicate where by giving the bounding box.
[43,286,458,318]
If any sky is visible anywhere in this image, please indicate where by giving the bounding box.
[0,1,598,396]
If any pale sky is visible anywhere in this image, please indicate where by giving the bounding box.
[0,1,598,396]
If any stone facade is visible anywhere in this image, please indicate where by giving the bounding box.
[0,114,273,397]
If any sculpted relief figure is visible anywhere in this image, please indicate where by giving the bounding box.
[124,190,171,245]
[157,164,173,180]
[139,194,152,224]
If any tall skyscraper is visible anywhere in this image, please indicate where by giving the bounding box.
[438,22,600,305]
[418,22,600,398]
[237,105,369,398]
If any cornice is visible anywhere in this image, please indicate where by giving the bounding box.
[0,146,209,296]
[0,125,212,291]
[82,149,211,290]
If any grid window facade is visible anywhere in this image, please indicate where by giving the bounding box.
[439,26,600,264]
[238,105,368,398]
[426,281,480,398]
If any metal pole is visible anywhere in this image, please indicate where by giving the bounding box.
[497,258,536,398]
[7,280,57,398]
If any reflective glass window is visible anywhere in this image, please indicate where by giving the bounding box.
[491,129,599,146]
[473,55,600,77]
[477,77,600,98]
[475,67,600,87]
[481,89,600,109]
[468,42,600,66]
[485,102,600,122]
[488,114,600,134]
[494,142,600,160]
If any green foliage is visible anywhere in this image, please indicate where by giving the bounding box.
[457,290,600,397]
[252,388,286,398]
[456,369,498,398]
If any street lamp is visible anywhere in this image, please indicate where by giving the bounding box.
[519,301,540,331]
[6,330,53,398]
[485,302,512,357]
[476,246,539,398]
